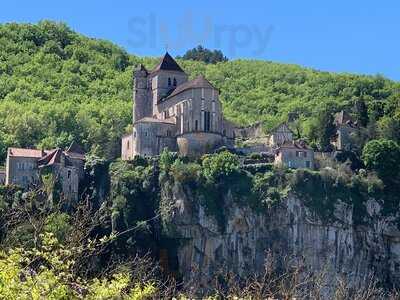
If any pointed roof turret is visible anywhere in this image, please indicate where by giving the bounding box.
[136,64,148,73]
[151,52,185,73]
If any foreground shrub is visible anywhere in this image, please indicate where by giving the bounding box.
[0,233,157,299]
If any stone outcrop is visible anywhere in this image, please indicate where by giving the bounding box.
[164,182,400,291]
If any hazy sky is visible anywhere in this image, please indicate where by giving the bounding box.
[1,0,399,80]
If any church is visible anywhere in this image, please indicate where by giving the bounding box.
[121,52,236,158]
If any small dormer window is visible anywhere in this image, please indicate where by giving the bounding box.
[168,78,171,86]
[173,78,177,86]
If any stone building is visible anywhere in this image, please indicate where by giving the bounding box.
[121,52,236,158]
[5,142,85,201]
[332,110,358,151]
[274,140,314,169]
[269,123,294,147]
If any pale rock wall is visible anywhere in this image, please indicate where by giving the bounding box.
[165,182,400,291]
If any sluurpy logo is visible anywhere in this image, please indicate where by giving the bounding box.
[127,10,274,57]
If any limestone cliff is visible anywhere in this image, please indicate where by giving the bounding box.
[163,182,400,291]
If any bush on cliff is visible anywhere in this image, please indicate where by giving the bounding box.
[201,151,240,182]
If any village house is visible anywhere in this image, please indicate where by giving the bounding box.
[332,110,358,151]
[274,140,314,169]
[269,123,314,169]
[5,141,85,201]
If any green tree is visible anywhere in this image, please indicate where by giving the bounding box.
[309,107,336,151]
[179,45,228,64]
[354,98,369,127]
[362,139,400,181]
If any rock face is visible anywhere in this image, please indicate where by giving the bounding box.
[165,182,400,290]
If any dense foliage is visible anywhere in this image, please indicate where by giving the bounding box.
[362,139,400,181]
[1,21,400,162]
[177,45,228,64]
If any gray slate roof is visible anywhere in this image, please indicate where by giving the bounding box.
[151,52,185,73]
[163,75,216,101]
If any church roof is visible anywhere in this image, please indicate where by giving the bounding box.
[163,75,217,101]
[151,52,185,73]
[135,117,176,125]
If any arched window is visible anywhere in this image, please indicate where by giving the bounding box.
[168,78,171,86]
[173,78,177,86]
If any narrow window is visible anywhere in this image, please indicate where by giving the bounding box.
[127,140,130,150]
[173,78,177,86]
[306,161,311,168]
[67,170,71,179]
[168,78,171,86]
[195,120,199,131]
[203,111,211,132]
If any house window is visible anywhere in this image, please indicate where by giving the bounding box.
[173,78,177,86]
[212,101,216,112]
[195,120,199,131]
[168,78,171,86]
[67,170,71,179]
[305,161,311,168]
[127,140,130,150]
[133,131,136,138]
[166,130,171,137]
[288,161,292,168]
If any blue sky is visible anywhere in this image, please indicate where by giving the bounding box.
[2,0,399,80]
